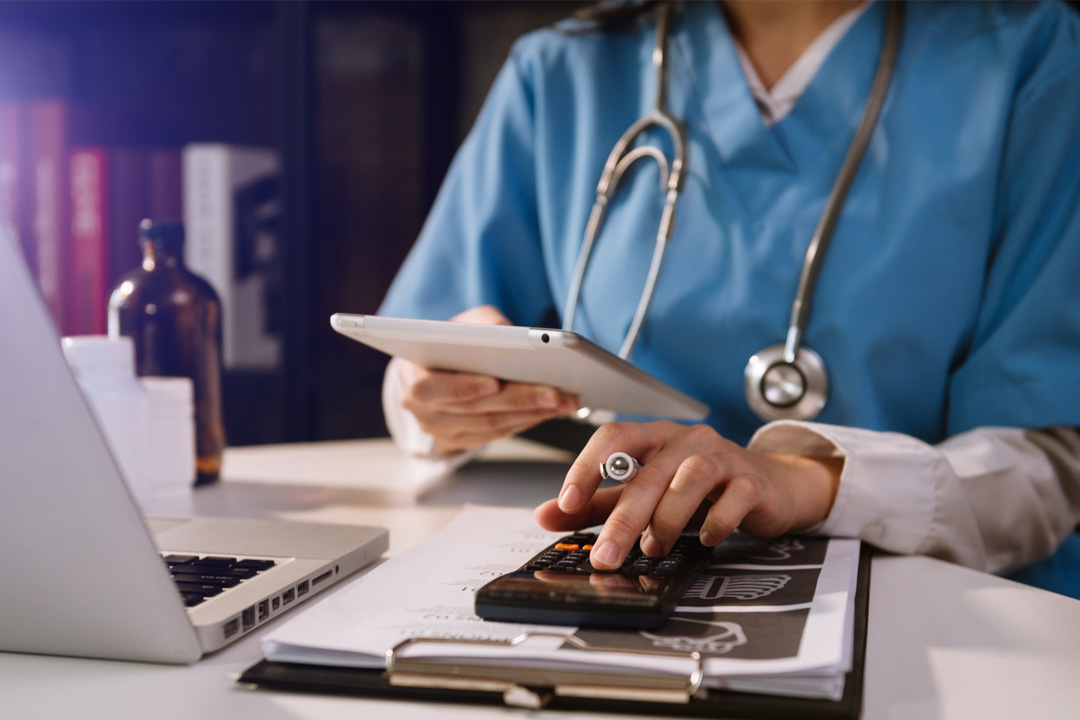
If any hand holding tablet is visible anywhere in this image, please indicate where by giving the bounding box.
[385,307,580,454]
[331,308,708,426]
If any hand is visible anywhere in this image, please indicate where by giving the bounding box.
[534,421,843,570]
[395,305,579,456]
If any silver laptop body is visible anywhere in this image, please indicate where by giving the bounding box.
[0,226,387,664]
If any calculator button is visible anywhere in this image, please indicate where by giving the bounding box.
[653,562,680,577]
[582,562,620,574]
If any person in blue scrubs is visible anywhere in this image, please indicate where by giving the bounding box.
[379,1,1080,594]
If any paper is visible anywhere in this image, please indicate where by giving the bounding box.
[263,505,860,700]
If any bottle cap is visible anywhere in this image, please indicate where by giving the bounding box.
[61,335,136,379]
[139,219,184,254]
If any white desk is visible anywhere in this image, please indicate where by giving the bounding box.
[4,437,1080,719]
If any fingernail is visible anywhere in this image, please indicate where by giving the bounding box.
[592,540,620,568]
[536,388,559,408]
[558,485,582,513]
[640,534,662,557]
[700,530,718,546]
[558,397,578,414]
[475,377,499,395]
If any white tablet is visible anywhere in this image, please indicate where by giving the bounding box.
[330,314,709,421]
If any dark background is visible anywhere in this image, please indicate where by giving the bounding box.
[0,0,578,446]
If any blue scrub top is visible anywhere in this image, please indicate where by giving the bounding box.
[380,0,1080,447]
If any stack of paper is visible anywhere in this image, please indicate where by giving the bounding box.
[263,505,861,701]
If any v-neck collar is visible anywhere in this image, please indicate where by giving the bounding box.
[736,2,870,127]
[667,1,890,217]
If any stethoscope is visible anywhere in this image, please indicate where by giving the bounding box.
[562,1,902,422]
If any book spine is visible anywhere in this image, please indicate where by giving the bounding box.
[69,147,109,335]
[184,144,281,370]
[146,149,183,222]
[106,148,149,288]
[183,144,233,358]
[28,101,69,334]
[0,103,30,269]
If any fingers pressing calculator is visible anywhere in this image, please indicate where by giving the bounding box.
[474,532,713,630]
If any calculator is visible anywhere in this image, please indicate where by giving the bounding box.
[474,532,713,630]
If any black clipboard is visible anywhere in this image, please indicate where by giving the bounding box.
[238,545,871,719]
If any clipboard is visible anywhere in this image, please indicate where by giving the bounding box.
[237,546,871,719]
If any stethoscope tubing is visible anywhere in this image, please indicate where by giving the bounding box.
[564,2,686,361]
[785,0,902,363]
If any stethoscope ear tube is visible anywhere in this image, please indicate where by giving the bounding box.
[562,2,686,362]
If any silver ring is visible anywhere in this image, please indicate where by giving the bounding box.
[600,452,641,482]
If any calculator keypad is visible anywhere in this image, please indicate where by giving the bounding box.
[524,533,705,579]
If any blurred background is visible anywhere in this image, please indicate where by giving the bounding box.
[0,0,577,447]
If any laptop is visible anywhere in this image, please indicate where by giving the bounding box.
[0,226,388,664]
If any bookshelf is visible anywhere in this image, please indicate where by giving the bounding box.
[0,0,576,446]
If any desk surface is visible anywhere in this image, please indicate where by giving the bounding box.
[4,437,1080,719]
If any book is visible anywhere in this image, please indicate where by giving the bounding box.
[106,147,184,289]
[0,103,30,271]
[182,144,281,370]
[259,506,865,707]
[68,147,109,335]
[23,100,115,335]
[27,100,69,332]
[146,150,183,221]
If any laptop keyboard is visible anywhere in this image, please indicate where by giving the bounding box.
[162,554,277,607]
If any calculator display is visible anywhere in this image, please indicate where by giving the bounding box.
[489,570,664,605]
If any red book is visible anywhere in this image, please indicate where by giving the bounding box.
[68,147,109,335]
[27,100,70,333]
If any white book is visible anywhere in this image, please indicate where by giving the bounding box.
[182,144,281,370]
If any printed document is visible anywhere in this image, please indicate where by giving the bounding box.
[263,505,861,700]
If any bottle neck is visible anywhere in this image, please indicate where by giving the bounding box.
[141,240,184,271]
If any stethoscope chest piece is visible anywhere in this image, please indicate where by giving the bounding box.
[744,344,828,421]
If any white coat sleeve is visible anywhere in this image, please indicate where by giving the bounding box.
[381,358,482,474]
[748,421,1080,574]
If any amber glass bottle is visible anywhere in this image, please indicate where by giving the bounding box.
[108,220,225,485]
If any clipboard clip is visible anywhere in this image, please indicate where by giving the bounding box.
[385,631,706,708]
